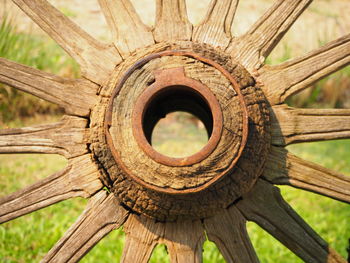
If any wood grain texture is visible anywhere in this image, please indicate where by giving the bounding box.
[98,0,154,57]
[263,146,350,203]
[204,206,259,263]
[92,42,270,221]
[192,0,238,48]
[237,180,346,263]
[0,155,103,223]
[0,115,89,158]
[12,0,122,85]
[228,0,312,71]
[42,191,129,263]
[122,215,164,263]
[0,58,98,116]
[122,214,205,263]
[153,0,192,42]
[259,34,350,105]
[271,104,350,145]
[163,219,205,263]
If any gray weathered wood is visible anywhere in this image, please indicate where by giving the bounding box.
[236,180,346,263]
[0,155,103,223]
[228,0,312,71]
[0,58,98,116]
[122,215,164,263]
[41,191,129,263]
[98,0,154,57]
[153,0,192,42]
[263,146,350,203]
[271,105,350,145]
[259,34,350,105]
[204,206,260,263]
[0,115,89,158]
[193,0,238,49]
[122,214,205,263]
[12,0,122,84]
[163,220,205,263]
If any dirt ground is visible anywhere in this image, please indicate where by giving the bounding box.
[1,0,350,60]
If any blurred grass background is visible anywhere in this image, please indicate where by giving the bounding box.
[0,0,349,262]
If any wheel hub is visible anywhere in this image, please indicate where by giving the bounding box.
[91,42,270,221]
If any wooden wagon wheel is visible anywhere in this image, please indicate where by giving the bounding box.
[0,0,349,262]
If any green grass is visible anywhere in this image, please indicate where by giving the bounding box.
[0,117,349,262]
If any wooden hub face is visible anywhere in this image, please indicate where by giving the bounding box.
[92,42,270,221]
[131,67,225,167]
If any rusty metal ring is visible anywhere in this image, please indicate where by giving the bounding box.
[132,67,223,167]
[105,50,249,194]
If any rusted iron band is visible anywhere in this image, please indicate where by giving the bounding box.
[104,50,248,195]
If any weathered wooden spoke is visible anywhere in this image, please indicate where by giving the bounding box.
[0,155,103,223]
[98,0,154,57]
[0,116,88,158]
[12,0,122,84]
[192,0,238,49]
[236,180,346,263]
[271,105,350,145]
[2,0,349,261]
[259,34,350,105]
[228,0,312,71]
[263,146,350,203]
[122,215,163,263]
[0,58,98,116]
[163,220,205,263]
[153,0,192,42]
[204,206,259,263]
[42,191,129,263]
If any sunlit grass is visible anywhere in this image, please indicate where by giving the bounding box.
[1,123,349,262]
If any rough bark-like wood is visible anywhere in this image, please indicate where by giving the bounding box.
[263,146,350,204]
[0,58,98,116]
[204,206,259,263]
[228,0,312,71]
[271,105,350,145]
[98,0,154,57]
[236,179,346,263]
[41,191,129,263]
[0,155,103,223]
[0,115,89,158]
[259,34,350,105]
[91,42,270,220]
[163,219,205,263]
[122,215,164,263]
[192,0,238,49]
[153,0,192,42]
[12,0,122,85]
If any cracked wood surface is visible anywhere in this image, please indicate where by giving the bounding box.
[237,180,346,263]
[98,0,154,57]
[153,0,192,42]
[0,115,89,158]
[41,191,129,263]
[204,206,259,263]
[263,146,350,203]
[122,214,204,263]
[228,0,312,71]
[12,0,122,85]
[259,34,350,105]
[192,0,238,49]
[0,58,98,116]
[271,105,350,145]
[0,154,103,223]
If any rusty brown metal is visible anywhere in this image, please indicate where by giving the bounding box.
[104,50,249,195]
[132,67,223,167]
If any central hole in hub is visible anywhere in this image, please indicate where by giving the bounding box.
[142,85,213,158]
